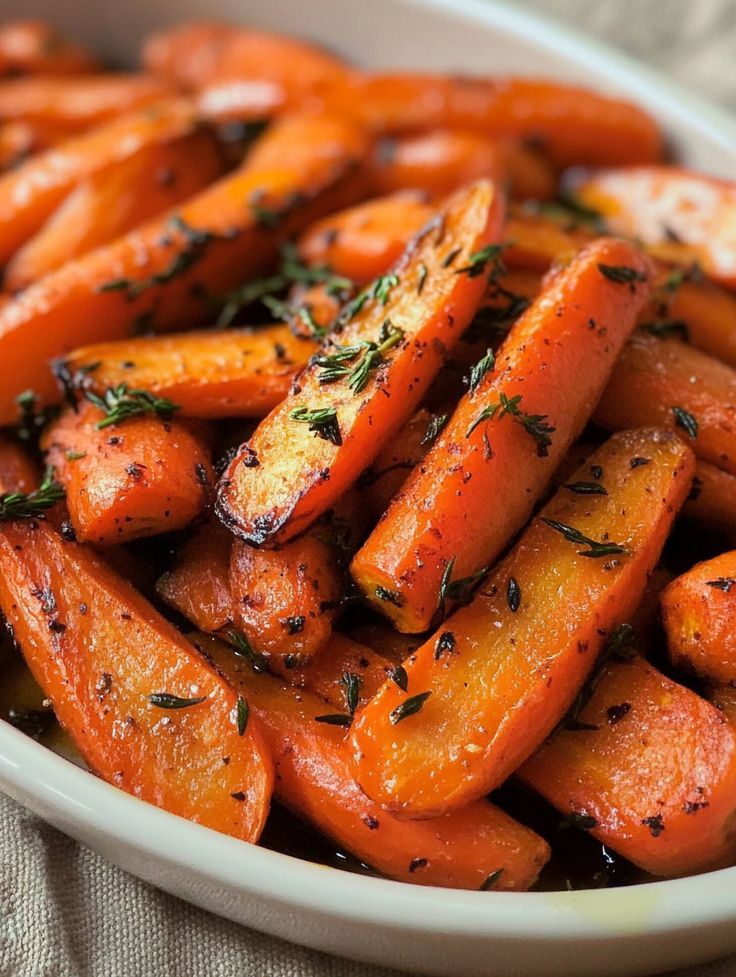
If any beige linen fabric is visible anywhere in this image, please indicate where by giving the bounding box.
[2,1,736,974]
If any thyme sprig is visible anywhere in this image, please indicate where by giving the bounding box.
[541,518,626,558]
[466,391,555,456]
[455,243,507,281]
[289,406,342,446]
[85,384,180,430]
[314,321,404,394]
[0,467,65,522]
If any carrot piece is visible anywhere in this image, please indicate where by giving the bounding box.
[54,325,317,420]
[297,192,433,285]
[156,519,236,633]
[0,433,39,493]
[352,238,653,632]
[319,74,663,169]
[0,21,98,77]
[572,166,736,289]
[0,520,273,842]
[594,332,736,475]
[0,112,368,423]
[350,429,695,817]
[0,73,173,132]
[42,401,213,545]
[349,620,424,664]
[288,632,396,709]
[198,632,549,890]
[661,552,736,686]
[5,127,224,292]
[366,133,554,203]
[0,118,76,170]
[144,22,348,117]
[217,179,504,547]
[519,655,736,876]
[229,531,345,675]
[682,462,736,539]
[504,209,596,271]
[0,97,202,266]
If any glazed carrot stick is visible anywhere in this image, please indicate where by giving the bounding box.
[145,21,348,117]
[518,655,736,876]
[5,127,225,291]
[0,520,273,842]
[594,332,736,475]
[0,434,39,493]
[217,179,504,547]
[366,131,554,201]
[0,97,202,265]
[682,462,736,539]
[352,238,653,632]
[288,632,396,708]
[350,429,695,817]
[571,166,736,289]
[0,119,75,170]
[156,519,236,633]
[42,401,213,545]
[199,632,549,890]
[53,325,316,420]
[0,21,98,77]
[229,530,345,675]
[661,552,736,686]
[297,192,433,285]
[504,209,596,271]
[0,112,368,423]
[0,73,173,132]
[318,74,663,168]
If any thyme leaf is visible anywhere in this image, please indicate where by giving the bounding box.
[148,692,207,709]
[0,468,65,522]
[289,406,342,446]
[85,384,179,429]
[389,690,432,725]
[672,405,698,438]
[541,518,626,558]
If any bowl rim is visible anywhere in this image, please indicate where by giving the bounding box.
[3,0,736,945]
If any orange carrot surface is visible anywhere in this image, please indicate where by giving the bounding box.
[217,179,504,547]
[350,429,694,817]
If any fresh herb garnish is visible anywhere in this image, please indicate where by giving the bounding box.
[336,272,402,327]
[236,696,249,736]
[389,691,432,725]
[389,665,409,692]
[417,263,428,294]
[672,406,698,438]
[455,243,507,281]
[85,384,179,430]
[375,585,403,607]
[640,320,690,341]
[148,692,207,709]
[564,481,608,496]
[707,577,736,593]
[289,406,342,446]
[421,413,448,446]
[480,869,505,891]
[468,348,495,393]
[0,468,65,522]
[226,630,271,674]
[560,811,598,831]
[341,671,362,716]
[314,322,404,395]
[507,577,521,613]
[530,195,606,232]
[315,713,353,728]
[466,391,554,456]
[15,390,59,445]
[437,557,489,610]
[541,518,626,558]
[597,264,647,285]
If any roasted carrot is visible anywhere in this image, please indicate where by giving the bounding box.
[504,208,596,271]
[144,21,348,118]
[0,433,39,493]
[297,192,433,285]
[0,520,273,842]
[42,401,213,545]
[352,238,653,632]
[156,519,236,633]
[5,127,225,292]
[0,73,173,132]
[519,655,736,876]
[682,462,736,539]
[217,179,504,547]
[199,632,549,889]
[288,632,395,709]
[0,21,98,77]
[0,97,203,266]
[594,332,736,476]
[0,118,76,170]
[53,325,316,420]
[229,530,345,674]
[350,429,695,817]
[661,552,736,686]
[349,620,424,664]
[366,130,554,201]
[572,166,736,289]
[0,112,368,423]
[318,74,663,169]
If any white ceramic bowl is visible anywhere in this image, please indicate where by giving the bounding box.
[3,2,736,975]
